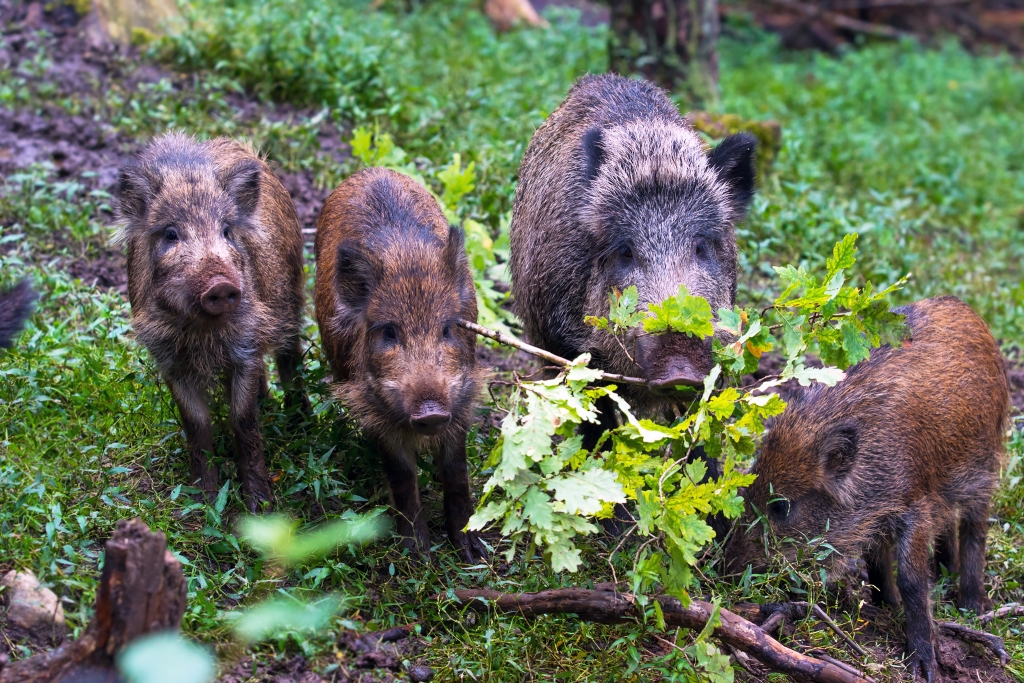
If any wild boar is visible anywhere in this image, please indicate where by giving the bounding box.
[116,133,308,512]
[509,72,757,440]
[726,296,1009,682]
[314,167,486,562]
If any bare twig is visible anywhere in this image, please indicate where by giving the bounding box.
[457,319,648,386]
[810,604,869,658]
[447,588,874,683]
[980,602,1024,625]
[936,621,1010,667]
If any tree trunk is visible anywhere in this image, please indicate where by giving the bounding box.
[0,519,187,683]
[608,0,720,108]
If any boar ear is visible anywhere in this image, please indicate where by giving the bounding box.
[708,133,757,219]
[117,162,160,223]
[222,159,262,218]
[582,127,605,183]
[819,421,858,480]
[334,241,377,313]
[444,224,476,309]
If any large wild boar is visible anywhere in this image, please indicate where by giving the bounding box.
[726,297,1009,682]
[116,133,308,512]
[314,167,486,562]
[0,279,36,348]
[509,73,757,436]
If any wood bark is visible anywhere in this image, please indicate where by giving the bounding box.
[608,0,720,107]
[0,519,187,683]
[451,587,873,683]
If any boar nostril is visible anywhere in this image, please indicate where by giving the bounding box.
[201,280,241,316]
[411,402,451,436]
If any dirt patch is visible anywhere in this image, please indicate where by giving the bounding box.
[219,654,328,683]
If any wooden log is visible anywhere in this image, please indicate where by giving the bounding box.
[450,588,873,683]
[0,519,187,683]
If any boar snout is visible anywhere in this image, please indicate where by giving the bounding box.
[201,277,242,316]
[411,400,452,436]
[636,332,712,393]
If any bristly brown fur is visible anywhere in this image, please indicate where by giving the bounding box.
[314,167,487,562]
[726,296,1010,681]
[116,132,308,512]
[508,73,757,442]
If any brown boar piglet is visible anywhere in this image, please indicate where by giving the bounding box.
[314,167,487,562]
[117,133,308,512]
[726,296,1009,682]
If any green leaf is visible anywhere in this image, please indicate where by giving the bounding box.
[118,632,215,683]
[643,284,714,338]
[548,468,626,516]
[232,595,342,643]
[609,286,645,329]
[522,487,555,529]
[238,511,389,566]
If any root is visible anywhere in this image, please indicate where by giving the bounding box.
[936,621,1010,667]
[446,587,875,683]
[980,602,1024,625]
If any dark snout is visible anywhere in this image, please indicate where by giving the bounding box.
[411,401,452,436]
[201,277,241,316]
[636,332,713,394]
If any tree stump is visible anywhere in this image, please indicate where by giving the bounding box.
[0,519,187,683]
[608,0,721,108]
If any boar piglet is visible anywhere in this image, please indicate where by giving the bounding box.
[510,73,757,441]
[314,167,486,562]
[0,279,36,348]
[116,133,308,512]
[726,296,1009,682]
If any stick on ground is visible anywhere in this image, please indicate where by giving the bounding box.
[447,587,874,683]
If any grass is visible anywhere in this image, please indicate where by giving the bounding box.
[0,1,1022,681]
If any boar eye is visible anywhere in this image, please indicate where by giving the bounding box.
[380,324,398,343]
[163,227,179,242]
[694,241,707,258]
[767,499,792,522]
[618,244,633,262]
[222,224,232,239]
[442,324,453,340]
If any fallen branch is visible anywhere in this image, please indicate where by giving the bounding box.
[448,587,873,683]
[980,602,1024,625]
[456,319,648,386]
[767,0,916,39]
[0,519,186,683]
[758,602,868,658]
[936,621,1010,667]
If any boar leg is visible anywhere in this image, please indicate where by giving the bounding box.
[895,520,937,682]
[167,379,219,501]
[956,500,989,613]
[437,433,488,562]
[866,542,900,608]
[275,339,310,416]
[376,438,430,556]
[229,363,273,512]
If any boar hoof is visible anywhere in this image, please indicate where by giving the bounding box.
[241,480,274,514]
[907,643,937,683]
[455,532,489,563]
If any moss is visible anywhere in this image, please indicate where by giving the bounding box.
[686,111,782,182]
[130,27,156,47]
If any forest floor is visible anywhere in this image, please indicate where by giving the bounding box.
[0,1,1022,682]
